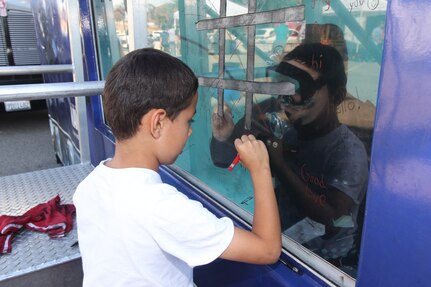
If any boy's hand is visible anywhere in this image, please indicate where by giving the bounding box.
[234,134,270,174]
[212,104,234,142]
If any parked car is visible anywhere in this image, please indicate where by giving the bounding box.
[148,31,163,49]
[255,27,275,43]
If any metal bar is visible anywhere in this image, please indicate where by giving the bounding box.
[244,92,253,130]
[217,0,227,118]
[0,64,74,75]
[204,6,271,70]
[196,6,304,30]
[246,13,256,79]
[0,81,104,102]
[199,77,294,95]
[248,0,256,14]
[244,0,256,130]
[67,0,90,163]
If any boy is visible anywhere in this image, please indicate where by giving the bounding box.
[73,48,281,287]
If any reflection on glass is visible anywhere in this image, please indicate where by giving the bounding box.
[254,22,305,80]
[93,0,129,79]
[204,0,248,17]
[111,1,129,56]
[205,0,220,18]
[256,0,306,12]
[175,86,256,214]
[226,0,247,16]
[184,1,387,276]
[224,27,247,80]
[181,0,387,280]
[147,1,180,57]
[210,41,369,278]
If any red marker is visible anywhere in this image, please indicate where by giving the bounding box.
[228,154,241,171]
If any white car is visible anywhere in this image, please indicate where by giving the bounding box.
[255,28,275,44]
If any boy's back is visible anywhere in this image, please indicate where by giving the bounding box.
[74,160,233,287]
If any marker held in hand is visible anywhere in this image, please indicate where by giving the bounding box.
[228,154,241,171]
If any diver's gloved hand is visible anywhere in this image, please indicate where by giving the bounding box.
[211,104,234,142]
[264,137,298,173]
[264,137,285,171]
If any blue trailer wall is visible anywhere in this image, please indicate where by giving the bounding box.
[357,1,431,286]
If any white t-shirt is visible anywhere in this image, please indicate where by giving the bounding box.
[73,160,234,287]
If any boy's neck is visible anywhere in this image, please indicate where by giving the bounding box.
[106,139,159,172]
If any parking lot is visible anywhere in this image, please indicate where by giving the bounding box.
[0,109,61,176]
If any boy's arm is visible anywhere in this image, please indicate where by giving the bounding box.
[219,134,281,264]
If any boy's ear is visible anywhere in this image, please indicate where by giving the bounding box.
[148,109,167,139]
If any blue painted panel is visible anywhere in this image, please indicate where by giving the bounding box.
[357,1,431,286]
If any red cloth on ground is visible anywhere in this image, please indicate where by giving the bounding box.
[0,195,75,254]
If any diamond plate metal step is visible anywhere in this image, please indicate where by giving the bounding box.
[0,163,93,282]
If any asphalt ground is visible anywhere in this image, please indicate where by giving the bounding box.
[0,109,61,177]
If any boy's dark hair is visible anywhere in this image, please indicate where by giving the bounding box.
[103,48,198,141]
[283,43,347,106]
